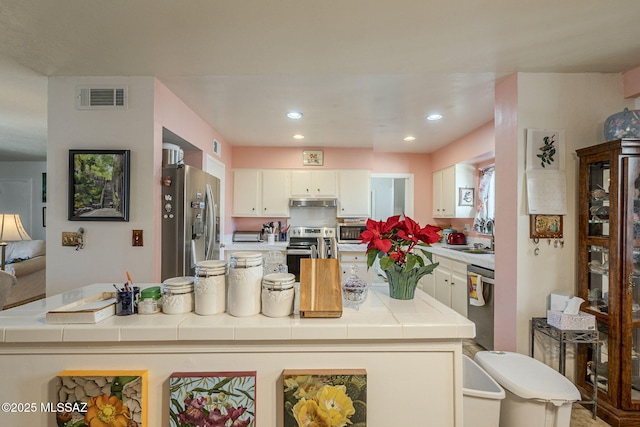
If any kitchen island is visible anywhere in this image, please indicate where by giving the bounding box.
[0,283,474,426]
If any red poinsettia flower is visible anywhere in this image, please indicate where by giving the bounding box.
[361,214,441,271]
[359,218,394,253]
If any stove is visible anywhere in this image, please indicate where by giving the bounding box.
[286,226,336,280]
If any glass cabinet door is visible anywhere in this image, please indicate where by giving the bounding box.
[588,160,610,238]
[587,245,610,314]
[622,156,640,409]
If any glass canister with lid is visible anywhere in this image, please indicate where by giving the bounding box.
[194,260,227,315]
[138,286,162,314]
[228,251,263,317]
[341,265,370,310]
[162,276,195,314]
[261,272,295,317]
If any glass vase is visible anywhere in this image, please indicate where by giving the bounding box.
[385,263,428,300]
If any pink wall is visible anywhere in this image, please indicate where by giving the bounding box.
[623,65,640,98]
[153,79,233,280]
[494,74,519,351]
[431,121,495,170]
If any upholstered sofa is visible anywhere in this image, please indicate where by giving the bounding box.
[1,240,46,309]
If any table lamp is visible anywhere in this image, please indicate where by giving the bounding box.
[0,214,31,271]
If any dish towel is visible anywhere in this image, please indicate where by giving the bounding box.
[469,272,485,307]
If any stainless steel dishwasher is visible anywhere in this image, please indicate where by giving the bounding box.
[467,264,495,350]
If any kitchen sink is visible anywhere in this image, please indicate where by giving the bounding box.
[446,247,494,255]
[460,248,494,254]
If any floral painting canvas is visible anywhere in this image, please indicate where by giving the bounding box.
[283,369,367,427]
[55,370,147,427]
[169,371,256,427]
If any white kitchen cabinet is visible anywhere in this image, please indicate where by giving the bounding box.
[432,164,476,218]
[232,169,290,217]
[339,252,374,283]
[290,170,336,197]
[418,268,436,297]
[337,169,371,218]
[261,169,290,216]
[432,254,468,317]
[232,169,260,216]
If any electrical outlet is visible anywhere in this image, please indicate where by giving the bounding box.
[464,224,470,232]
[62,232,79,246]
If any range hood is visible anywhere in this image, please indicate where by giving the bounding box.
[289,198,338,208]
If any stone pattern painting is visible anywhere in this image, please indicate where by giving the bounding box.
[55,370,147,427]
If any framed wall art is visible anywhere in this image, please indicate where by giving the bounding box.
[458,187,474,206]
[283,369,367,427]
[530,214,563,239]
[169,371,256,427]
[303,150,323,166]
[55,370,148,426]
[68,149,130,221]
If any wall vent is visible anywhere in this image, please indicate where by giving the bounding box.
[76,86,128,109]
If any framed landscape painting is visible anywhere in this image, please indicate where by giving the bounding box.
[68,149,130,221]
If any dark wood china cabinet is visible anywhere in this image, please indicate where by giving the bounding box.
[577,139,640,426]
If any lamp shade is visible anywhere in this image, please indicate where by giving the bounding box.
[0,214,31,241]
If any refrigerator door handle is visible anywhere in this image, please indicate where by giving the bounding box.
[205,183,216,260]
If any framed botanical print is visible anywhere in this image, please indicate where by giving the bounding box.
[68,149,130,221]
[458,187,474,206]
[303,150,323,166]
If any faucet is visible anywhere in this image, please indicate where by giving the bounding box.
[485,219,495,251]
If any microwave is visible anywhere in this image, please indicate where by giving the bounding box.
[337,223,367,243]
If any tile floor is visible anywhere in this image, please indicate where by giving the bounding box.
[462,340,611,427]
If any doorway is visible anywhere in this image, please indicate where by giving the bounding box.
[370,173,414,220]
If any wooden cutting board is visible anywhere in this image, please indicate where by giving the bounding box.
[299,258,343,318]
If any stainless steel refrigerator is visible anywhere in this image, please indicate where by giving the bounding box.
[161,164,220,281]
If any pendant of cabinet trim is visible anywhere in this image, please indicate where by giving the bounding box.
[432,164,476,218]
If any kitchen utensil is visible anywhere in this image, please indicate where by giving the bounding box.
[447,232,466,245]
[299,258,342,318]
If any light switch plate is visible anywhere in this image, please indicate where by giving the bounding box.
[132,230,143,246]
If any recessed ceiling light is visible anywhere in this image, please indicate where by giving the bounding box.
[287,111,303,120]
[293,134,305,140]
[426,113,443,121]
[403,136,416,142]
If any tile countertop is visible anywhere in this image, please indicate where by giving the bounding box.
[0,282,474,344]
[427,243,495,270]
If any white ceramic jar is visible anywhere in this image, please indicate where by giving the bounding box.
[228,252,263,317]
[194,260,227,315]
[162,276,195,315]
[261,273,295,317]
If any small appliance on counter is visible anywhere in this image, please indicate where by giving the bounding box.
[232,230,263,242]
[337,219,367,243]
[447,232,467,245]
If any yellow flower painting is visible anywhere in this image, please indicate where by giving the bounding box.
[283,370,366,427]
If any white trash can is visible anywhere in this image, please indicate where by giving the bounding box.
[474,351,581,427]
[463,355,505,427]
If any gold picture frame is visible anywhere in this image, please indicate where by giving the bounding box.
[530,214,563,238]
[303,150,323,166]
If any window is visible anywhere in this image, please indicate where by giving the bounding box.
[473,166,495,234]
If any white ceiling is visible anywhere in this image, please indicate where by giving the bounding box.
[1,0,640,161]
